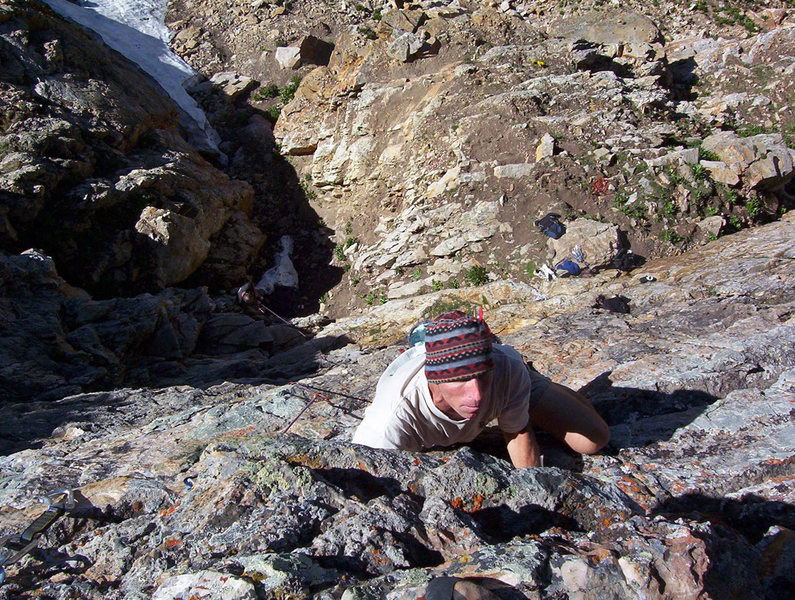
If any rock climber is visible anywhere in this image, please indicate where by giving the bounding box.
[352,310,610,467]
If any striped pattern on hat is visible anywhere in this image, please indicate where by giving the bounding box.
[424,310,494,383]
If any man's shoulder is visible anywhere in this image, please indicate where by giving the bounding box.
[493,344,526,367]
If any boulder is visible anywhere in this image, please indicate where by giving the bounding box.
[275,45,301,69]
[549,10,663,45]
[701,132,794,191]
[548,218,623,271]
[387,31,426,62]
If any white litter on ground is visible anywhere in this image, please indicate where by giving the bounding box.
[256,236,299,294]
[43,0,220,155]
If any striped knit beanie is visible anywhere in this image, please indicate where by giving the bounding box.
[424,310,494,383]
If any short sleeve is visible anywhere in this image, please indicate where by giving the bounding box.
[495,349,531,434]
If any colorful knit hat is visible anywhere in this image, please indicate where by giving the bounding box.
[424,310,494,383]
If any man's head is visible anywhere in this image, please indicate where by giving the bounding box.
[424,310,494,420]
[424,310,494,383]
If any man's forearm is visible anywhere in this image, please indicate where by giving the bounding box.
[504,427,542,468]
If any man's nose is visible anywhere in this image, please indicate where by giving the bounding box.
[464,378,482,400]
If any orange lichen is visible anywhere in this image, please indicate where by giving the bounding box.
[158,500,180,517]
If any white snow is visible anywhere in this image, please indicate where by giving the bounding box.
[43,0,220,155]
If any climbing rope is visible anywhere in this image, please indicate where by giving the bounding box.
[280,382,371,434]
[237,282,309,338]
[0,489,75,586]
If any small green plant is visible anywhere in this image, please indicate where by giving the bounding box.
[707,232,718,242]
[422,298,476,319]
[737,124,769,138]
[379,292,388,305]
[351,275,361,285]
[394,265,404,276]
[363,291,377,305]
[372,8,382,20]
[463,265,488,287]
[691,163,708,181]
[432,279,443,291]
[665,166,682,186]
[746,196,762,219]
[344,236,358,249]
[705,206,720,216]
[279,76,302,105]
[319,293,329,304]
[265,105,281,122]
[727,215,742,231]
[253,83,279,101]
[726,189,739,204]
[412,268,422,280]
[663,200,677,218]
[355,3,369,12]
[658,229,683,244]
[446,279,460,289]
[334,243,346,262]
[524,261,536,278]
[360,26,377,40]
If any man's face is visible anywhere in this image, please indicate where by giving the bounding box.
[431,371,493,420]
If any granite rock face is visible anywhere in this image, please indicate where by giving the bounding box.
[0,1,794,599]
[1,215,792,599]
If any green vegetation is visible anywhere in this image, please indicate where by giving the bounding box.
[697,146,719,162]
[265,105,281,123]
[614,193,647,221]
[736,124,769,138]
[280,76,302,105]
[360,26,377,40]
[412,268,422,280]
[715,5,760,34]
[524,261,536,279]
[422,297,477,320]
[463,265,488,286]
[665,166,682,186]
[658,229,683,245]
[334,243,346,262]
[745,196,762,219]
[253,83,279,101]
[690,163,708,181]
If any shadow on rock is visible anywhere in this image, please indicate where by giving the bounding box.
[652,492,795,544]
[580,371,719,448]
[651,493,795,600]
[468,504,581,543]
[306,467,404,503]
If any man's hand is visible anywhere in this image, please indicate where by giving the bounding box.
[504,425,542,468]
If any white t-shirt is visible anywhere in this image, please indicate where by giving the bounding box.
[352,344,531,451]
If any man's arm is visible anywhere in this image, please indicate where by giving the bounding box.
[503,425,542,468]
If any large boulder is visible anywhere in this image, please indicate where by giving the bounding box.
[701,131,795,192]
